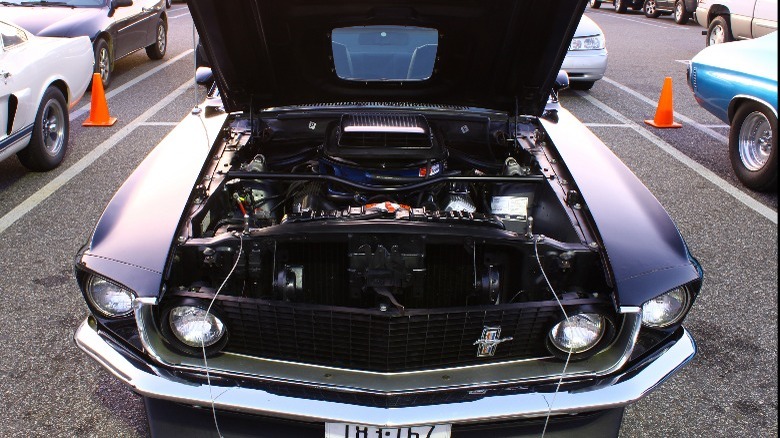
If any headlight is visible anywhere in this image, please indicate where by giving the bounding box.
[86,275,134,317]
[569,35,605,51]
[642,287,689,328]
[168,305,226,348]
[548,313,606,354]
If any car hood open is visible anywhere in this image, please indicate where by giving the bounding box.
[187,0,588,116]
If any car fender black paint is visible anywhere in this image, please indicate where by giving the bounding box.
[81,112,228,298]
[541,109,700,307]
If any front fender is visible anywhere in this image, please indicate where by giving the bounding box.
[541,109,701,307]
[78,110,228,298]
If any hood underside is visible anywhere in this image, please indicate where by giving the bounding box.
[187,0,587,116]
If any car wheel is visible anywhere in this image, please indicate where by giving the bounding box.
[729,102,777,191]
[16,87,68,171]
[614,0,628,13]
[146,19,168,60]
[569,81,595,91]
[707,16,733,46]
[643,0,661,18]
[674,0,689,24]
[589,0,602,8]
[93,38,111,89]
[166,0,171,8]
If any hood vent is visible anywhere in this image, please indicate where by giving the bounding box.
[337,114,432,150]
[285,102,470,111]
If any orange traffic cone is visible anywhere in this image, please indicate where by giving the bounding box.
[83,73,117,127]
[645,77,682,129]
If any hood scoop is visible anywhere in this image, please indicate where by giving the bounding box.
[337,114,433,150]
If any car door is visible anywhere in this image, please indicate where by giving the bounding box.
[752,0,778,37]
[111,0,158,58]
[0,22,32,151]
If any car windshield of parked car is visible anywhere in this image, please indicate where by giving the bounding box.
[6,0,104,6]
[0,21,27,49]
[332,26,438,81]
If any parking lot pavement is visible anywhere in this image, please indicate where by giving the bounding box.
[0,6,776,437]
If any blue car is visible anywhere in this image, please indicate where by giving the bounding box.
[688,33,778,191]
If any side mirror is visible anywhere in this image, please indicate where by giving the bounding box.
[554,70,569,91]
[113,0,134,7]
[196,67,214,86]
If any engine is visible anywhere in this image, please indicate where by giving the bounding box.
[172,112,597,313]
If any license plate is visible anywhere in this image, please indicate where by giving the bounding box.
[325,423,452,438]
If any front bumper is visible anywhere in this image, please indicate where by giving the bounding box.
[695,7,708,27]
[75,317,696,427]
[561,50,608,82]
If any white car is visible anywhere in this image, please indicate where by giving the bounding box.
[0,20,93,171]
[562,15,608,90]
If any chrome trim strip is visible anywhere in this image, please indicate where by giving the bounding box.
[132,304,641,393]
[75,318,696,426]
[619,306,641,314]
[134,297,159,306]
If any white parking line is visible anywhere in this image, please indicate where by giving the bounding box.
[141,122,180,126]
[170,11,192,19]
[602,76,730,144]
[577,91,778,224]
[0,81,192,236]
[70,50,194,122]
[584,123,632,127]
[586,11,690,30]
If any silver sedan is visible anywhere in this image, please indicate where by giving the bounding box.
[562,15,608,90]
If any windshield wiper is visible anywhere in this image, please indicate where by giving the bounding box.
[20,1,74,6]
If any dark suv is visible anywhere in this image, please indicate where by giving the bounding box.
[643,0,697,24]
[588,0,644,14]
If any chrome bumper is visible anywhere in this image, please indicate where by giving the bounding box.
[75,317,696,427]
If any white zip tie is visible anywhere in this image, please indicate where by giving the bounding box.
[534,235,574,438]
[200,233,244,438]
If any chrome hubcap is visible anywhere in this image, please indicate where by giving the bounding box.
[41,99,65,155]
[675,3,683,18]
[739,112,773,171]
[710,25,724,44]
[98,47,109,82]
[615,0,621,9]
[646,1,656,14]
[157,25,166,53]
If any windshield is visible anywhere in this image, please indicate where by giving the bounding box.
[4,0,105,6]
[331,26,438,82]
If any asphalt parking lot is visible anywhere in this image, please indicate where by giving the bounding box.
[0,5,776,437]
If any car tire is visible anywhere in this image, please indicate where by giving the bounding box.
[146,19,168,60]
[631,0,643,10]
[674,0,690,24]
[614,0,628,13]
[570,81,595,91]
[707,16,733,46]
[16,87,68,171]
[166,0,171,8]
[93,38,111,89]
[643,0,661,18]
[589,0,602,8]
[729,102,777,191]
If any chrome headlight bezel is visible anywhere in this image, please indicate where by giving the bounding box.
[159,299,229,357]
[84,275,135,318]
[641,287,691,328]
[546,312,615,360]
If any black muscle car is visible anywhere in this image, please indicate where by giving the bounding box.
[73,1,702,436]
